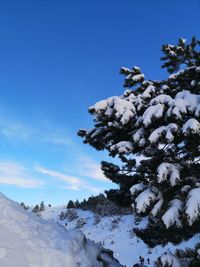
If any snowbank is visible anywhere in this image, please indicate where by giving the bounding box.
[0,193,122,267]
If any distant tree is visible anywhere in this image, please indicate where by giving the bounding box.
[74,199,80,208]
[32,204,40,214]
[20,202,29,210]
[59,211,66,220]
[67,200,75,209]
[82,199,87,205]
[39,201,45,212]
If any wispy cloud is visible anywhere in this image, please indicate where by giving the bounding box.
[0,161,43,188]
[0,107,109,195]
[0,122,34,141]
[41,131,73,146]
[77,156,107,182]
[35,165,105,194]
[0,116,73,147]
[35,166,82,185]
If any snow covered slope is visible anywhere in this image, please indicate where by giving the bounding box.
[41,206,200,267]
[0,193,122,267]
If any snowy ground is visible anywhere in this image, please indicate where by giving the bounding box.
[41,206,200,267]
[0,193,122,267]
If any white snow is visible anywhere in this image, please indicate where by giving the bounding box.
[142,85,156,98]
[110,141,133,154]
[130,183,146,195]
[169,69,184,80]
[142,104,164,127]
[151,199,163,217]
[159,253,181,267]
[150,94,172,105]
[131,74,144,82]
[0,193,121,267]
[166,91,200,119]
[41,206,200,267]
[186,188,200,225]
[195,103,200,117]
[149,123,178,143]
[135,189,157,213]
[157,163,180,186]
[91,99,108,113]
[182,118,200,134]
[132,128,145,143]
[162,199,183,228]
[175,90,199,113]
[181,185,191,193]
[90,96,136,126]
[142,85,156,99]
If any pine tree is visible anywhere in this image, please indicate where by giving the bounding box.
[39,201,45,212]
[59,211,66,220]
[78,37,200,246]
[20,202,28,210]
[74,199,80,208]
[67,200,75,209]
[32,204,40,214]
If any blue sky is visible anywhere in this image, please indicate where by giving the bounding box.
[0,0,199,205]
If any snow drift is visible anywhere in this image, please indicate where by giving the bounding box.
[0,193,122,267]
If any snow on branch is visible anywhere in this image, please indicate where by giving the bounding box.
[151,198,163,217]
[166,90,200,119]
[89,96,136,126]
[120,66,145,87]
[130,183,146,196]
[162,199,183,228]
[159,253,181,267]
[150,94,172,105]
[157,163,180,186]
[135,188,157,213]
[142,104,164,127]
[186,188,200,225]
[182,118,200,135]
[132,128,145,143]
[149,123,178,143]
[110,141,133,155]
[142,85,156,99]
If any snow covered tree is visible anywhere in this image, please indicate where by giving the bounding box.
[78,37,200,246]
